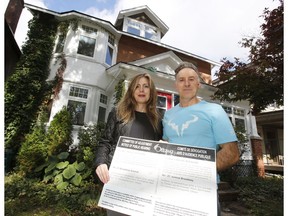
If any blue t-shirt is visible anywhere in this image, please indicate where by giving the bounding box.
[162,100,237,149]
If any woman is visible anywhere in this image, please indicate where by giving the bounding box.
[95,73,162,184]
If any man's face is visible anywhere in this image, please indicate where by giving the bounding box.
[175,68,200,101]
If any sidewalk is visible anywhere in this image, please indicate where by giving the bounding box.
[221,201,253,216]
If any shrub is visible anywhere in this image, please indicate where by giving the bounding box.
[234,175,283,216]
[46,106,73,155]
[76,122,105,169]
[5,172,106,215]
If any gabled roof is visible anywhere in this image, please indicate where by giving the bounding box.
[115,5,169,37]
[130,51,182,75]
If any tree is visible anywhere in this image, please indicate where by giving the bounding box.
[213,0,283,115]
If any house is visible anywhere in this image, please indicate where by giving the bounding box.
[256,105,283,173]
[23,3,266,176]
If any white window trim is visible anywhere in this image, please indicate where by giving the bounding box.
[67,85,92,126]
[76,24,99,59]
[123,17,161,41]
[104,35,115,66]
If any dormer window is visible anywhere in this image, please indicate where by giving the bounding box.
[124,17,160,41]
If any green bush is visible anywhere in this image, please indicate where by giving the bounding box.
[16,122,48,178]
[46,106,73,156]
[75,122,105,169]
[5,172,106,216]
[234,175,283,216]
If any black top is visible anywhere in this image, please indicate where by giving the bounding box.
[129,111,158,140]
[95,108,163,168]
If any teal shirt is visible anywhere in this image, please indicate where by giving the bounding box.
[163,100,237,149]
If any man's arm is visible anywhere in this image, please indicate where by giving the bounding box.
[216,142,240,172]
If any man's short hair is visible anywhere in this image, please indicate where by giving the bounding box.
[174,62,199,77]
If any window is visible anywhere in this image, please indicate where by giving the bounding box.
[100,94,108,104]
[127,26,141,36]
[223,106,232,114]
[157,95,167,117]
[67,100,86,126]
[233,108,245,116]
[222,105,246,130]
[98,106,106,123]
[55,34,65,53]
[68,86,89,125]
[145,25,158,40]
[174,95,179,106]
[98,93,108,123]
[125,17,160,41]
[77,25,98,57]
[69,86,88,99]
[77,35,96,57]
[105,35,115,66]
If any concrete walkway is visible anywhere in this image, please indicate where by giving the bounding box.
[221,201,253,216]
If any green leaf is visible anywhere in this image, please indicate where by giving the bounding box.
[45,162,57,173]
[82,170,92,180]
[75,162,86,171]
[57,152,69,160]
[54,174,63,184]
[56,161,69,169]
[34,162,49,172]
[63,164,76,179]
[52,169,61,176]
[71,173,82,186]
[43,174,53,183]
[56,181,69,190]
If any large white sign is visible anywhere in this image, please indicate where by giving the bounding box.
[98,136,217,216]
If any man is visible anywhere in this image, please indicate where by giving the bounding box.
[162,61,240,215]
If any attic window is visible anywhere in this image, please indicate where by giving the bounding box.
[125,17,160,41]
[145,25,157,40]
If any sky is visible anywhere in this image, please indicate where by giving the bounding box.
[14,0,281,66]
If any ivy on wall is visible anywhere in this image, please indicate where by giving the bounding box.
[113,76,126,105]
[52,19,78,100]
[5,11,59,155]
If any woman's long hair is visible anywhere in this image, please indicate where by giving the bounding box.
[117,73,160,132]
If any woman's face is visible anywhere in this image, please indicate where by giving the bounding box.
[133,77,151,105]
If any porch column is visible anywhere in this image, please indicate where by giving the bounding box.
[250,136,265,177]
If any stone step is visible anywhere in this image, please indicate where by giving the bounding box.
[219,189,239,202]
[218,181,232,190]
[218,182,239,202]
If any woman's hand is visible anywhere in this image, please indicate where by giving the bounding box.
[95,164,110,184]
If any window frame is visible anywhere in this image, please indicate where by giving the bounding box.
[97,93,108,124]
[67,85,90,126]
[105,35,115,66]
[124,17,160,41]
[76,25,98,58]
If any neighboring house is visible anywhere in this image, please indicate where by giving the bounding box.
[256,105,283,173]
[5,0,24,81]
[24,4,265,175]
